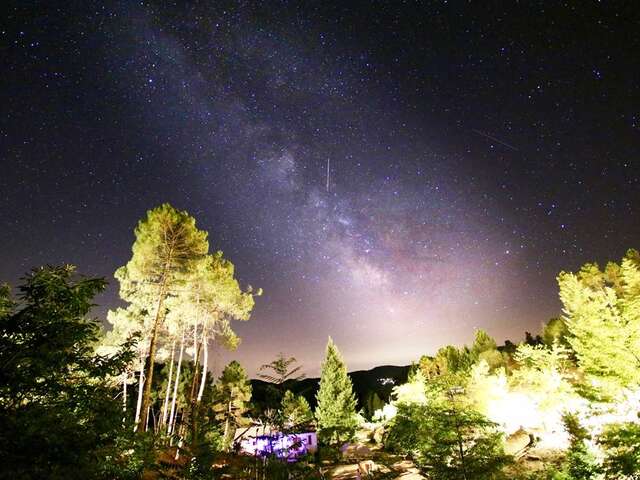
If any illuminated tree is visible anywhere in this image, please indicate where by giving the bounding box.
[281,390,313,428]
[315,337,358,444]
[471,330,506,371]
[212,360,252,446]
[541,317,570,348]
[180,252,256,441]
[386,395,511,480]
[115,203,209,431]
[558,249,640,388]
[392,368,428,405]
[419,344,474,379]
[103,305,150,426]
[599,421,640,479]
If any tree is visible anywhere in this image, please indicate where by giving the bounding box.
[541,317,570,348]
[259,353,305,386]
[558,249,640,388]
[471,330,505,371]
[212,360,252,447]
[258,353,305,408]
[315,338,358,444]
[599,421,640,479]
[419,344,474,380]
[386,398,511,480]
[0,266,137,478]
[560,413,601,480]
[281,390,313,428]
[116,203,209,430]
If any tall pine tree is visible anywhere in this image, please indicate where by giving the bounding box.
[115,204,209,430]
[315,337,357,444]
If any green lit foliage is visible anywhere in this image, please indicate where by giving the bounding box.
[419,330,504,381]
[598,421,640,479]
[472,330,507,371]
[116,203,209,430]
[560,413,601,480]
[386,396,512,480]
[558,249,640,389]
[0,266,140,479]
[392,368,428,405]
[281,390,314,428]
[315,337,358,444]
[212,360,252,446]
[419,344,474,379]
[511,343,575,410]
[541,317,571,348]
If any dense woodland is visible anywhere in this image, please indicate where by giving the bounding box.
[1,203,640,479]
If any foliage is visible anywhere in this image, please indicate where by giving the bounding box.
[599,421,640,479]
[542,317,571,348]
[392,368,428,405]
[315,337,358,444]
[116,203,209,429]
[559,413,601,480]
[258,353,305,385]
[212,360,252,446]
[0,265,142,479]
[558,249,640,389]
[281,390,314,428]
[386,399,512,480]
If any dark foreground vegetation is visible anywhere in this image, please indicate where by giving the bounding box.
[1,204,639,479]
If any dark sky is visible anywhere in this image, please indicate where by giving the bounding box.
[2,1,639,376]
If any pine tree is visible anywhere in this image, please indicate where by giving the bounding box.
[281,390,313,428]
[116,204,209,431]
[315,337,357,444]
[212,361,252,447]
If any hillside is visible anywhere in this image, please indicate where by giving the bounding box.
[250,364,411,418]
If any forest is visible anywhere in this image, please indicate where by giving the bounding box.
[1,203,639,480]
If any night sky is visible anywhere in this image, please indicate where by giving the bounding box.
[2,2,639,376]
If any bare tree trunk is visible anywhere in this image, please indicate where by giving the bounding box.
[134,356,145,430]
[189,338,202,443]
[122,371,128,412]
[169,328,185,435]
[139,254,173,431]
[197,331,208,402]
[161,339,176,429]
[139,293,165,431]
[145,405,151,431]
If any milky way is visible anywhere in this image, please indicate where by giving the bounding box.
[2,2,639,375]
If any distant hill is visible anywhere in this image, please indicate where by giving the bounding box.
[250,364,411,418]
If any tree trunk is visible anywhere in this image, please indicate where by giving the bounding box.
[134,356,145,430]
[138,289,166,431]
[122,371,128,412]
[161,339,176,429]
[197,331,208,402]
[139,252,173,431]
[189,338,203,443]
[169,328,185,435]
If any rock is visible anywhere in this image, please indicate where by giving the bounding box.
[373,426,385,444]
[505,428,533,457]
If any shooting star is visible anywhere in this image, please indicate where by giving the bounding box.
[326,158,330,192]
[472,129,519,151]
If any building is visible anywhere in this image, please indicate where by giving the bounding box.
[234,424,318,460]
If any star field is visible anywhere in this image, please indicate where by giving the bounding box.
[1,2,639,375]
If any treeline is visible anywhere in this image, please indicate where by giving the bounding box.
[372,249,640,480]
